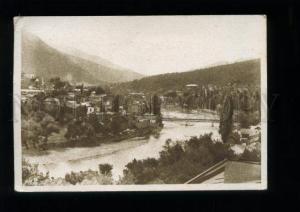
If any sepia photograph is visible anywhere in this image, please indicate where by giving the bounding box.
[13,15,267,191]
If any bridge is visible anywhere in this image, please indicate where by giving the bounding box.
[162,117,220,122]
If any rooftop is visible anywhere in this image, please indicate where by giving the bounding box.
[186,84,198,87]
[185,159,261,184]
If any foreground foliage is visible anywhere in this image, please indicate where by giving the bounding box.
[22,130,261,185]
[119,133,228,184]
[22,159,113,186]
[22,111,60,150]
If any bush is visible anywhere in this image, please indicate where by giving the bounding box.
[65,172,84,185]
[123,158,160,184]
[65,120,96,145]
[238,110,260,129]
[65,169,113,185]
[22,159,52,186]
[238,111,251,128]
[240,143,261,162]
[21,112,60,150]
[22,160,114,186]
[99,164,113,176]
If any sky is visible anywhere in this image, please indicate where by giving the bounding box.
[18,16,266,76]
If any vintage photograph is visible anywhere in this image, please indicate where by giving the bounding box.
[14,16,267,191]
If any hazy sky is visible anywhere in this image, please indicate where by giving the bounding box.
[19,16,266,76]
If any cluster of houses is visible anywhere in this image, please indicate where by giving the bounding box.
[21,74,162,131]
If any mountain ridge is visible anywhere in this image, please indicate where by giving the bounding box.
[21,32,144,85]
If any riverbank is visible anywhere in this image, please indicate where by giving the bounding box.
[23,124,163,155]
[52,125,162,148]
[23,120,220,180]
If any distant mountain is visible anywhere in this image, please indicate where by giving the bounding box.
[112,59,261,94]
[21,32,144,85]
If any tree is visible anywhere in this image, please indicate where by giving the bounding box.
[49,77,71,96]
[76,105,87,119]
[50,77,64,89]
[165,91,177,98]
[121,134,228,184]
[22,118,42,149]
[30,77,42,89]
[99,164,113,176]
[22,112,59,149]
[160,140,184,166]
[41,113,60,135]
[65,120,96,145]
[112,95,120,113]
[238,89,253,128]
[88,114,104,133]
[110,115,128,134]
[65,120,80,142]
[95,86,105,95]
[152,94,161,115]
[185,95,194,111]
[123,158,159,184]
[22,159,51,185]
[219,92,234,143]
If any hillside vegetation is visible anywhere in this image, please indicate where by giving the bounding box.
[112,59,260,94]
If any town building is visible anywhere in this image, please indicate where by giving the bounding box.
[134,114,159,129]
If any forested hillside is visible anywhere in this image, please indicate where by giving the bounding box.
[112,59,260,94]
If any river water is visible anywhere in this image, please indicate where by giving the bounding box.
[24,111,221,181]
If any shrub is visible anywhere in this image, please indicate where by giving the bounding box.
[22,159,52,186]
[240,143,261,162]
[64,169,114,185]
[238,110,260,129]
[99,164,113,176]
[65,171,84,185]
[21,111,60,150]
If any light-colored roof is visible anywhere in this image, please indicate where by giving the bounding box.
[186,84,198,87]
[129,92,144,95]
[21,89,44,93]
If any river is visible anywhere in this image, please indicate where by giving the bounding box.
[23,110,221,181]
